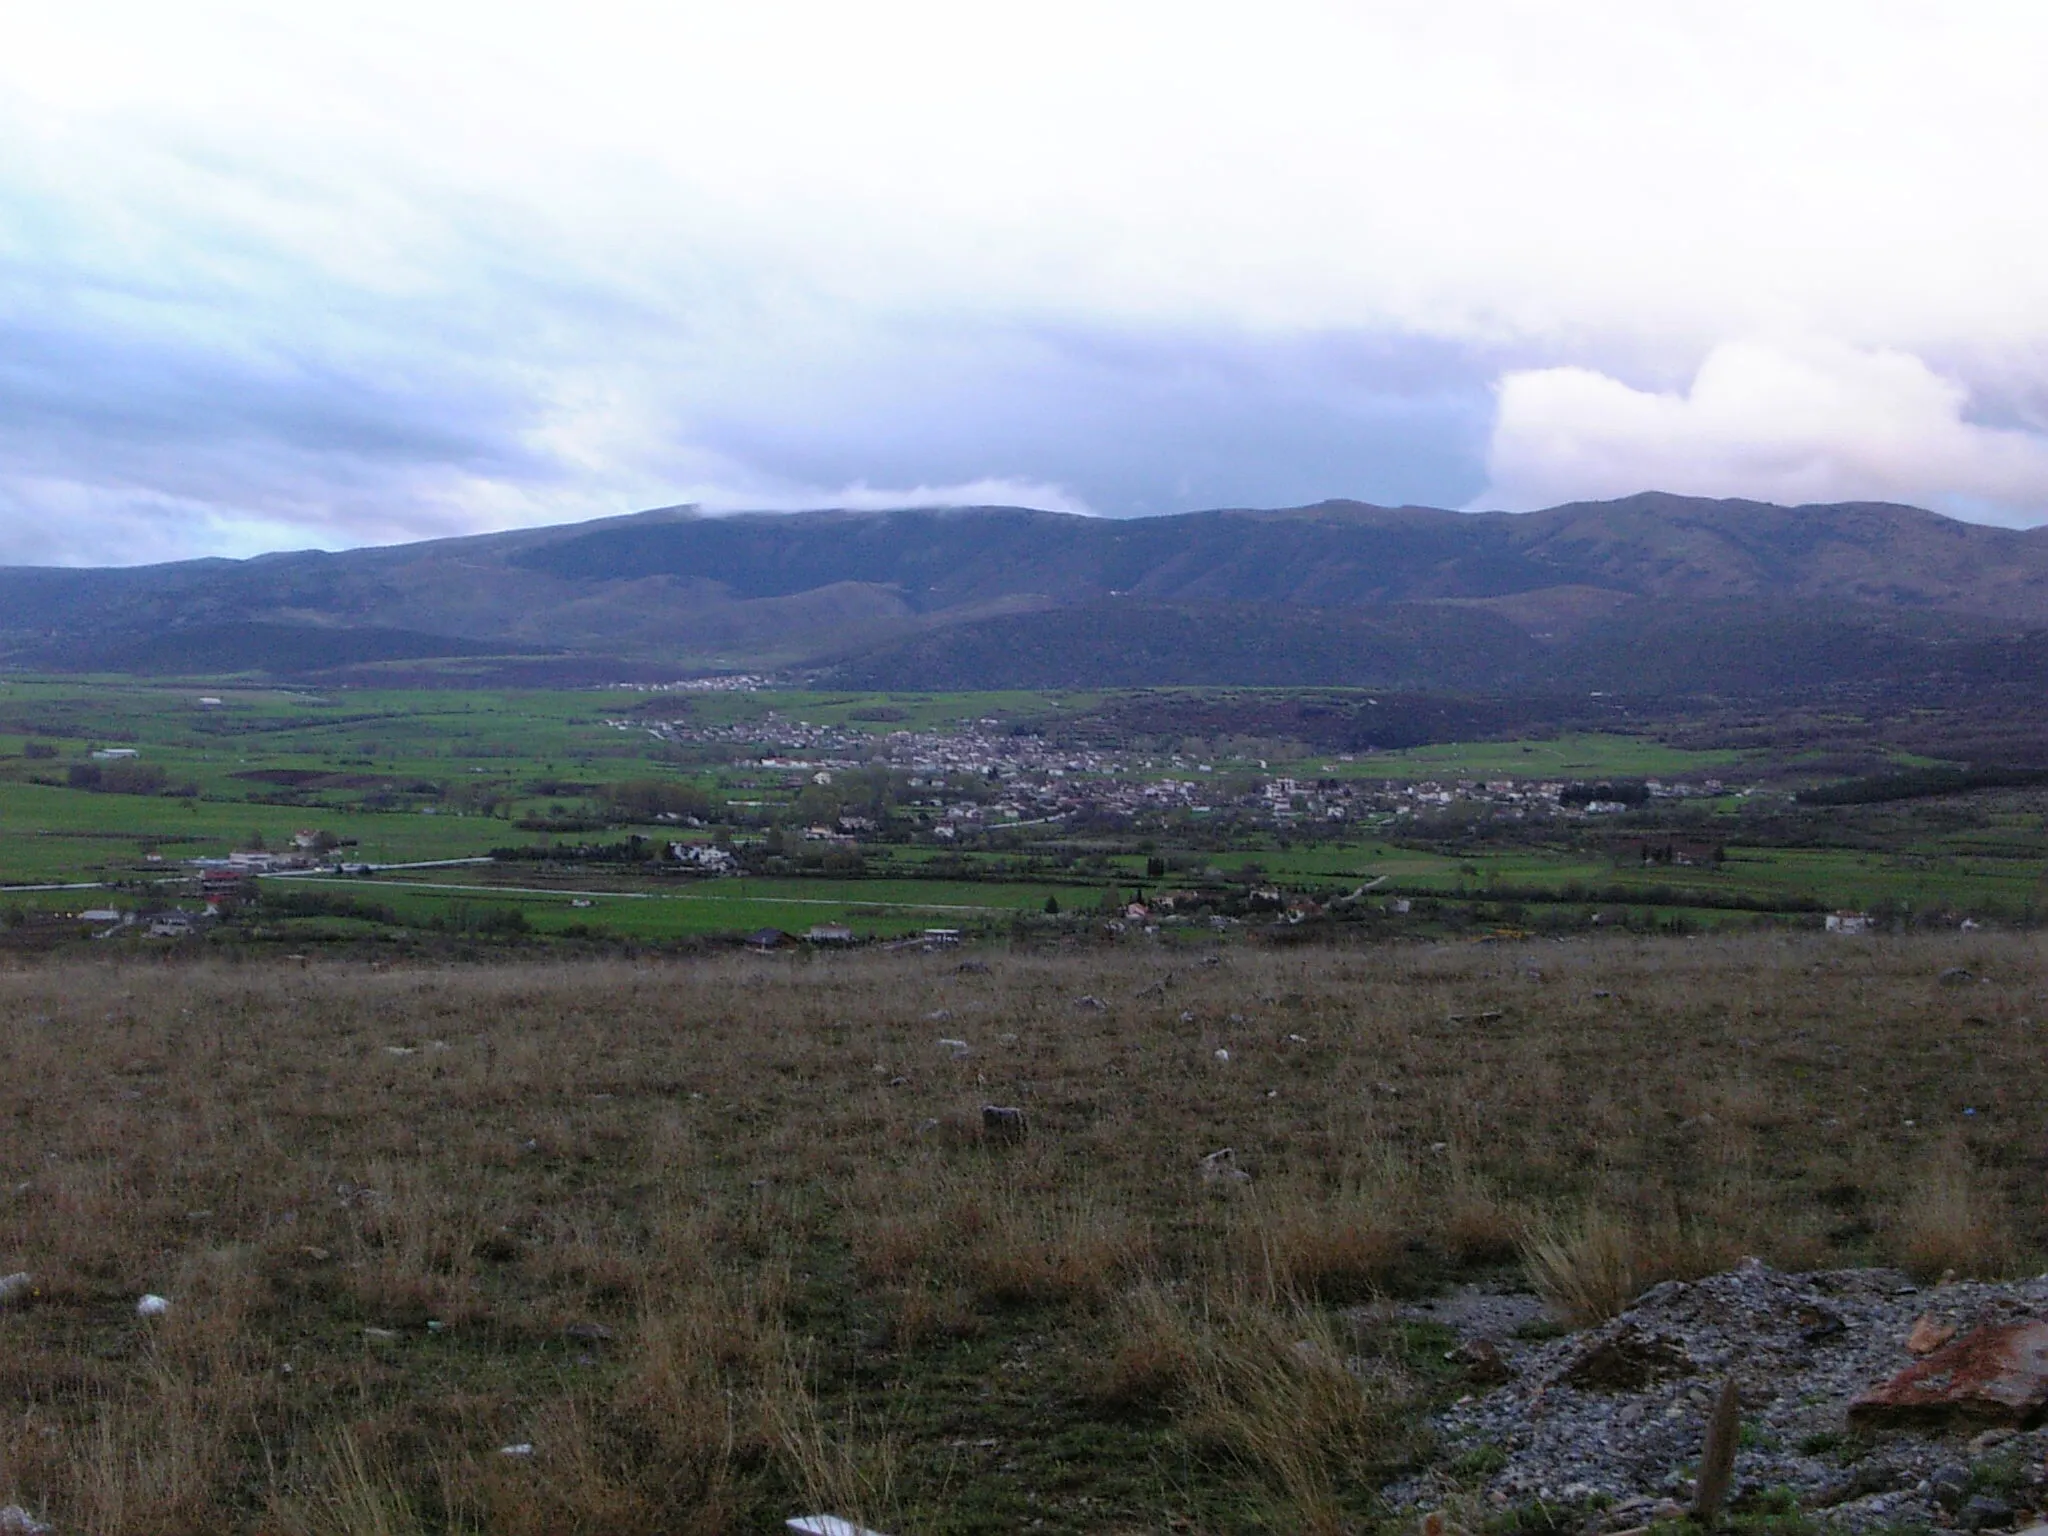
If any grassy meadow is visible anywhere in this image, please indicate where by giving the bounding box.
[0,930,2042,1533]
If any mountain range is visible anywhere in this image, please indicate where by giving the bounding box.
[8,492,2048,696]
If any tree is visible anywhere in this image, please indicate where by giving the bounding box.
[1043,895,1060,915]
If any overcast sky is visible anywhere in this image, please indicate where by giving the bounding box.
[4,3,2047,565]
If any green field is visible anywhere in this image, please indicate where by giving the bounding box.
[1289,730,1751,781]
[0,677,2033,945]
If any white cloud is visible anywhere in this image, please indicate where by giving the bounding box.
[1475,341,2048,525]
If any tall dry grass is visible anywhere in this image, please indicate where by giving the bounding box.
[0,931,2039,1529]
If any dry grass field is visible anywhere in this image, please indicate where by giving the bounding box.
[1,931,2044,1534]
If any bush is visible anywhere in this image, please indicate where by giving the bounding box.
[65,760,168,794]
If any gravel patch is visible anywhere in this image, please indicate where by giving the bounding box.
[1387,1260,2048,1531]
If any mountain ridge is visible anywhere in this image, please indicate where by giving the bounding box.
[8,492,2048,694]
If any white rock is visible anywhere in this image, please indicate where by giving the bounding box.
[0,1272,33,1306]
[936,1038,971,1058]
[0,1505,56,1536]
[498,1443,534,1457]
[1213,1048,1230,1063]
[135,1294,170,1318]
[788,1518,892,1536]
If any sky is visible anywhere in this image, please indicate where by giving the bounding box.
[4,3,2048,565]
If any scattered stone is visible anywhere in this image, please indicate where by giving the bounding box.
[1213,1048,1230,1063]
[1907,1313,1959,1355]
[1199,1147,1251,1186]
[1563,1325,1694,1390]
[0,1506,55,1536]
[925,1009,953,1022]
[498,1443,534,1457]
[0,1272,33,1307]
[1798,1300,1848,1342]
[788,1517,893,1536]
[1448,1337,1513,1385]
[563,1322,614,1345]
[1930,1464,1973,1511]
[1941,968,1978,986]
[935,1038,971,1059]
[362,1327,399,1343]
[954,960,989,975]
[1073,995,1108,1011]
[135,1294,169,1318]
[1850,1319,2048,1429]
[1963,1494,2017,1531]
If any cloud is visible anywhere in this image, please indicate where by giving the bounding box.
[692,478,1094,517]
[1476,341,2048,525]
[7,6,2048,560]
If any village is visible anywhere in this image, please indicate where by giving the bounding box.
[617,709,1746,846]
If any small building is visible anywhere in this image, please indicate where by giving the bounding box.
[1825,911,1873,935]
[744,928,787,951]
[921,928,961,946]
[202,869,252,900]
[806,923,855,945]
[672,842,738,873]
[91,747,140,761]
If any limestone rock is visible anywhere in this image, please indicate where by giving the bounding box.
[1850,1319,2048,1429]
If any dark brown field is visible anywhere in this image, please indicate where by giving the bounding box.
[1,932,2041,1533]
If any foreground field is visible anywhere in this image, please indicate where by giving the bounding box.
[0,932,2041,1533]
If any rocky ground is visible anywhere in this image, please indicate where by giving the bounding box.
[1386,1262,2048,1531]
